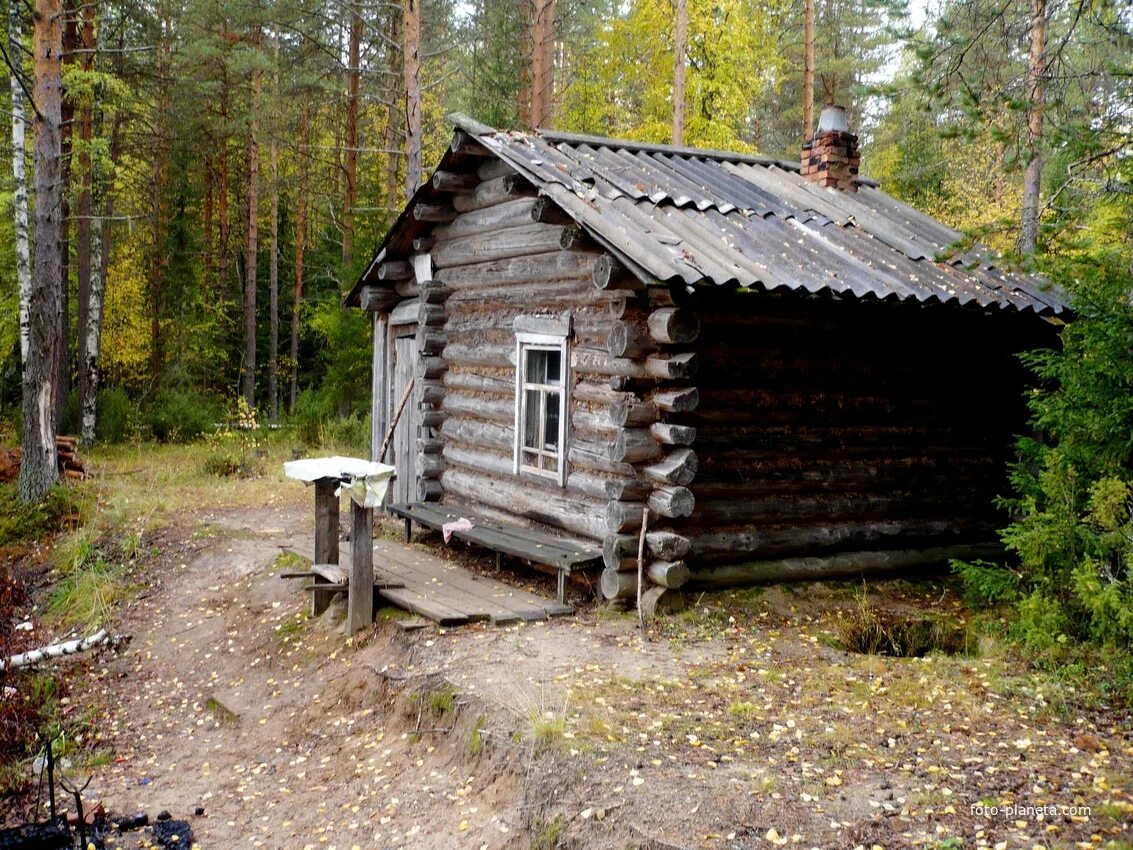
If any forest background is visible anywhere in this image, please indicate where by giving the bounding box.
[0,0,1131,644]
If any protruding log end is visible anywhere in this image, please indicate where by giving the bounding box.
[600,567,637,600]
[640,586,686,619]
[647,485,695,518]
[652,387,699,413]
[647,560,690,589]
[644,448,698,486]
[645,352,698,381]
[593,254,645,291]
[648,307,701,344]
[417,478,443,501]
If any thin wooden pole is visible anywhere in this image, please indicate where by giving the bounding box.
[378,377,415,463]
[636,507,650,630]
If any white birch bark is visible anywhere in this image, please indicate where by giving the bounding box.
[80,209,102,445]
[10,0,31,365]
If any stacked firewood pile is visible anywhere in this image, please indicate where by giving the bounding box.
[0,438,87,484]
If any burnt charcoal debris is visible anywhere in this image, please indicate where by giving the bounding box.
[152,819,194,849]
[113,813,149,832]
[0,819,72,850]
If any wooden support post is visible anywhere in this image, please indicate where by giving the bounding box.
[348,499,374,634]
[312,479,340,616]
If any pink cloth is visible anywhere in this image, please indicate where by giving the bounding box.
[442,517,474,544]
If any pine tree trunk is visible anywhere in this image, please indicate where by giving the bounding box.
[530,0,556,128]
[218,83,230,299]
[402,0,422,197]
[21,0,63,502]
[10,0,31,366]
[290,106,310,414]
[343,4,361,266]
[1020,0,1046,256]
[268,33,279,426]
[517,0,532,127]
[803,0,815,138]
[243,44,262,408]
[150,9,172,383]
[672,0,687,145]
[75,0,95,440]
[382,10,401,214]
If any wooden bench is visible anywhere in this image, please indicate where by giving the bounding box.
[388,502,602,604]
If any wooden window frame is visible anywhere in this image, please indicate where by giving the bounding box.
[514,332,569,486]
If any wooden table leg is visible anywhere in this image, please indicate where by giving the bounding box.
[348,500,374,634]
[312,479,340,616]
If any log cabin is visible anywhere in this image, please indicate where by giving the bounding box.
[345,110,1066,613]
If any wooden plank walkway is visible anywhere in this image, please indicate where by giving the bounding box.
[284,539,574,627]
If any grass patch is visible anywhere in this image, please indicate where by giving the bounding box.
[837,591,967,658]
[530,814,565,850]
[205,696,239,724]
[430,683,457,717]
[0,482,89,546]
[274,613,307,643]
[44,556,131,630]
[469,714,486,756]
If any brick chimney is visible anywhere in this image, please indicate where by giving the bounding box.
[801,104,859,192]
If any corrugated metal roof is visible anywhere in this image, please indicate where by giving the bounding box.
[449,116,1066,316]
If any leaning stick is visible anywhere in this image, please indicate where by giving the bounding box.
[0,629,109,671]
[378,378,416,463]
[636,507,650,630]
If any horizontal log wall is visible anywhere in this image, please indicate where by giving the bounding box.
[386,157,638,544]
[682,289,1052,579]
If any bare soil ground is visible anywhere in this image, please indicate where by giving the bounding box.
[10,498,1133,850]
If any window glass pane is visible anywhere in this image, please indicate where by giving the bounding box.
[545,350,561,384]
[523,389,541,449]
[526,349,547,384]
[544,391,560,451]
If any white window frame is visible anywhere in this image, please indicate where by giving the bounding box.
[514,332,569,486]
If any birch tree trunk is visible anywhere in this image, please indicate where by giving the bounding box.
[402,0,422,196]
[243,37,262,408]
[21,0,63,502]
[672,0,687,145]
[1019,0,1047,256]
[76,0,95,441]
[10,0,31,366]
[343,4,361,266]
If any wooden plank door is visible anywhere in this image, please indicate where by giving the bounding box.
[391,328,418,504]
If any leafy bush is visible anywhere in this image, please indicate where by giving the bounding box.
[142,387,222,442]
[970,256,1133,653]
[96,386,136,443]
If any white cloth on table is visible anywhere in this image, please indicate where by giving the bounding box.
[283,456,395,508]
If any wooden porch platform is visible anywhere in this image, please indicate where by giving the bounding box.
[285,539,574,627]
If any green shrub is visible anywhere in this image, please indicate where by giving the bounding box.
[993,255,1133,651]
[952,559,1022,607]
[292,387,369,452]
[96,387,136,443]
[0,483,88,546]
[143,387,222,442]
